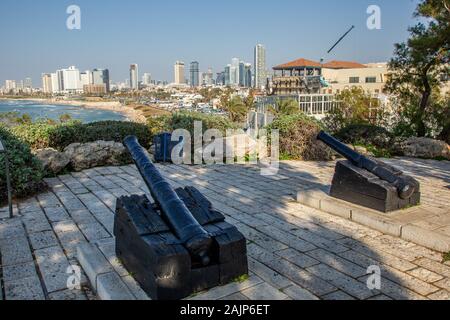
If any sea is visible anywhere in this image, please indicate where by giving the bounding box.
[0,100,127,123]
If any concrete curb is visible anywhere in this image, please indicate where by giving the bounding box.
[76,242,149,300]
[297,189,450,253]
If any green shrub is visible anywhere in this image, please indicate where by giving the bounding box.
[0,127,47,204]
[267,113,333,161]
[12,121,152,151]
[147,112,238,138]
[334,124,395,149]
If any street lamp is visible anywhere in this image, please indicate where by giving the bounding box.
[0,139,13,218]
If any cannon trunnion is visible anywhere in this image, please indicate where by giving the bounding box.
[114,136,248,300]
[317,131,421,213]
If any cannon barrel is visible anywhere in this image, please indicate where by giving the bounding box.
[317,131,415,200]
[123,136,212,266]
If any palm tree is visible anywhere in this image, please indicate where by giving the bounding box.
[224,96,248,123]
[268,99,300,117]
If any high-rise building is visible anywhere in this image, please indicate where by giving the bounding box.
[56,66,81,93]
[92,69,110,92]
[224,65,231,86]
[189,61,200,87]
[254,44,266,90]
[24,77,32,89]
[244,63,252,88]
[130,64,139,90]
[174,61,185,85]
[80,71,91,88]
[201,68,214,86]
[5,80,16,92]
[230,58,240,86]
[142,73,152,86]
[42,74,53,93]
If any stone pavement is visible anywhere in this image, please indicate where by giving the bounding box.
[0,158,450,300]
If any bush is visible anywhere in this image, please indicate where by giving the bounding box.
[0,127,47,204]
[323,87,388,133]
[12,121,152,151]
[267,113,333,161]
[147,112,238,138]
[334,124,395,149]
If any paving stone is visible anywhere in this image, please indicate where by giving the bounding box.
[44,206,71,223]
[407,267,444,283]
[2,261,37,282]
[307,264,375,300]
[34,246,71,293]
[48,289,87,300]
[22,211,52,234]
[189,276,264,300]
[78,222,111,242]
[52,220,86,256]
[322,290,356,300]
[276,248,319,268]
[220,293,249,300]
[241,282,288,300]
[414,257,450,278]
[434,277,450,291]
[68,209,97,225]
[29,231,59,250]
[282,284,319,300]
[96,272,135,300]
[4,276,45,300]
[0,219,26,240]
[306,249,367,278]
[427,289,450,300]
[367,294,393,300]
[0,235,33,266]
[77,243,113,291]
[247,257,292,290]
[256,225,317,253]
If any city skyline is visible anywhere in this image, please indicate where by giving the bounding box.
[0,0,420,84]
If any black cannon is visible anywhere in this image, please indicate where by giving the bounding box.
[114,136,248,300]
[317,131,420,212]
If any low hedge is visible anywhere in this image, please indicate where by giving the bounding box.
[334,124,394,149]
[12,121,152,151]
[147,112,238,138]
[0,127,47,204]
[267,113,333,161]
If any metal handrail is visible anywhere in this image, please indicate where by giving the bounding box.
[0,139,13,218]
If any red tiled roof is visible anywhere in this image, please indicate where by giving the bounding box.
[322,60,367,69]
[273,58,321,69]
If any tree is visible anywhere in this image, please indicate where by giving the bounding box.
[223,96,248,123]
[268,99,300,117]
[323,87,384,133]
[386,0,449,137]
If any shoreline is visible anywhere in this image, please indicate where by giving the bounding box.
[0,97,147,123]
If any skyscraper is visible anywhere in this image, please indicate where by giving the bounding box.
[130,64,139,90]
[57,66,81,93]
[254,44,266,90]
[189,61,200,87]
[224,65,231,86]
[92,69,110,92]
[230,58,240,86]
[142,73,152,86]
[244,63,252,88]
[174,61,185,85]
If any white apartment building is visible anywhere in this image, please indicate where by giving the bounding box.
[57,66,82,93]
[174,61,185,85]
[254,44,267,90]
[130,64,139,90]
[4,80,16,92]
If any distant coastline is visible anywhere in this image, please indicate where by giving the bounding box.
[0,97,147,123]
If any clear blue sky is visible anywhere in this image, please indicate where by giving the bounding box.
[0,0,420,85]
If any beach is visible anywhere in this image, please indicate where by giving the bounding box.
[0,97,147,123]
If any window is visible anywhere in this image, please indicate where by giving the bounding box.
[349,77,359,84]
[365,77,377,83]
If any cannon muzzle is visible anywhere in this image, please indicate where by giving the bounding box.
[317,131,415,200]
[123,136,212,265]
